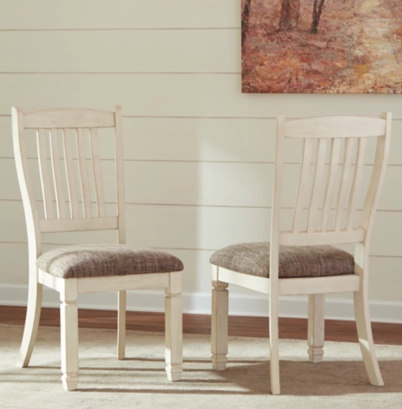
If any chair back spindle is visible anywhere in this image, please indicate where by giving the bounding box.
[12,107,124,242]
[273,114,392,250]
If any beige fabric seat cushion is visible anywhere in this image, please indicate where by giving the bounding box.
[210,242,354,279]
[37,245,184,279]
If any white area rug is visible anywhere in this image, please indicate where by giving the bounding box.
[0,324,401,409]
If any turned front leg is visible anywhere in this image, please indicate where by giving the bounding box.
[211,275,228,371]
[307,294,325,363]
[60,279,79,391]
[165,272,183,381]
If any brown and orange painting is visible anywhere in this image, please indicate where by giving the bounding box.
[242,0,402,93]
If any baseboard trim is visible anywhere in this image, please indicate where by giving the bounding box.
[1,284,401,323]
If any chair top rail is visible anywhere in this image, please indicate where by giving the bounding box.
[279,229,366,246]
[23,108,115,129]
[284,116,386,138]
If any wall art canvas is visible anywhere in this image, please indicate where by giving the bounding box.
[242,0,402,93]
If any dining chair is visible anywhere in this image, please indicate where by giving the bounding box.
[12,106,184,391]
[209,113,392,394]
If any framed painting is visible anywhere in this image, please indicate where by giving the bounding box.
[241,0,402,94]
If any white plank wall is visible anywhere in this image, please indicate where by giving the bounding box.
[0,0,401,319]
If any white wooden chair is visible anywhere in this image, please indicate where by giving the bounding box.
[12,106,183,391]
[210,114,392,394]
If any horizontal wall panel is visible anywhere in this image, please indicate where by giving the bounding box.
[123,161,272,208]
[0,243,29,285]
[0,117,12,156]
[1,201,401,257]
[0,117,276,162]
[122,205,402,257]
[2,116,402,165]
[0,159,401,211]
[0,30,239,73]
[1,75,401,119]
[0,0,240,29]
[121,161,402,211]
[120,119,401,165]
[369,257,402,302]
[105,118,276,162]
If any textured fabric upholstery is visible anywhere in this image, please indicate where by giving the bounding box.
[37,245,184,279]
[210,242,354,278]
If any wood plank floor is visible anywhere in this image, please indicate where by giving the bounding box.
[1,305,401,345]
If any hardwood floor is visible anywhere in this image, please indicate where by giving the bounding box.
[1,305,401,345]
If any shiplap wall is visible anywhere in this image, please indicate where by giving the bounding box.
[0,0,401,320]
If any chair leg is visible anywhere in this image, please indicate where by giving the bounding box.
[211,278,228,371]
[354,288,384,386]
[165,272,183,381]
[60,279,79,391]
[17,279,43,368]
[307,294,325,363]
[269,294,280,395]
[117,290,126,360]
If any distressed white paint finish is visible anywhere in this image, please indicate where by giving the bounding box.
[211,114,392,394]
[285,116,386,138]
[12,107,183,390]
[24,109,115,129]
[63,128,80,218]
[211,266,229,371]
[165,272,183,381]
[36,128,54,219]
[308,294,325,364]
[117,290,126,360]
[59,279,79,391]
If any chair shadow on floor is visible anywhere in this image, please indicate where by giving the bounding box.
[27,358,402,396]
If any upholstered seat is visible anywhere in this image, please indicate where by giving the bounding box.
[210,242,354,279]
[37,245,184,279]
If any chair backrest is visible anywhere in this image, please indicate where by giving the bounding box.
[12,106,125,259]
[270,114,392,262]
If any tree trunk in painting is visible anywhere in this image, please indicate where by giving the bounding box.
[279,0,300,31]
[242,0,252,49]
[241,0,251,48]
[311,0,326,34]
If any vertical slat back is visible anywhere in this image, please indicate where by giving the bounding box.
[292,138,313,232]
[334,138,356,231]
[76,127,93,218]
[49,128,67,219]
[62,128,80,218]
[321,138,341,232]
[89,127,106,217]
[14,106,123,235]
[307,138,327,232]
[36,128,54,219]
[346,138,367,229]
[278,114,391,244]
